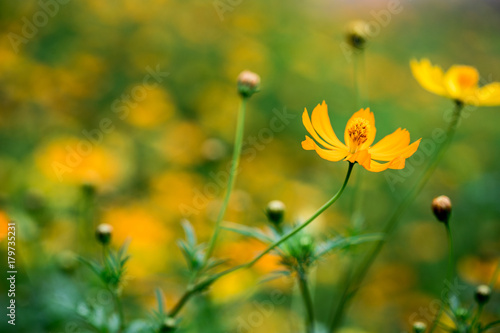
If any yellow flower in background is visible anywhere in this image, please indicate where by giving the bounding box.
[0,211,9,242]
[302,101,420,172]
[35,137,125,188]
[103,205,173,278]
[410,58,500,105]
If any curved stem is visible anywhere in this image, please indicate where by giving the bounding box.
[247,162,355,267]
[483,320,500,332]
[168,162,354,319]
[204,97,247,262]
[330,103,463,332]
[168,287,195,318]
[429,222,454,333]
[297,267,315,333]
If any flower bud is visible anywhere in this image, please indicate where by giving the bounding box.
[266,200,286,226]
[56,250,78,273]
[431,195,452,223]
[474,284,491,305]
[345,20,369,50]
[456,307,468,321]
[160,317,177,332]
[95,223,113,245]
[412,321,427,333]
[237,70,260,98]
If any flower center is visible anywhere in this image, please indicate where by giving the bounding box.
[348,118,369,147]
[458,73,475,88]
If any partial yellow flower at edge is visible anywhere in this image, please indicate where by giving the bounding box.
[410,58,500,106]
[302,101,420,172]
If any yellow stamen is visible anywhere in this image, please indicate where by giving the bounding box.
[348,118,369,148]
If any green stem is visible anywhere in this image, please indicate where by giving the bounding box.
[470,304,484,332]
[247,162,355,267]
[168,162,354,319]
[429,221,454,333]
[353,50,365,108]
[79,185,96,255]
[204,97,247,262]
[168,287,196,318]
[483,320,500,332]
[330,103,464,332]
[297,267,315,333]
[111,289,125,332]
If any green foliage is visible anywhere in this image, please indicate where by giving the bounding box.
[79,240,130,290]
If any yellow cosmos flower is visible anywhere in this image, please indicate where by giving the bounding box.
[302,101,420,172]
[410,58,500,106]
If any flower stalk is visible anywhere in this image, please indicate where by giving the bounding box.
[166,163,355,319]
[297,267,315,333]
[429,220,454,333]
[330,102,464,332]
[204,96,247,263]
[247,162,354,267]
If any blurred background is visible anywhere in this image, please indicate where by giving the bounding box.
[0,0,499,332]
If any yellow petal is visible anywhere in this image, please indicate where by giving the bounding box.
[410,59,447,97]
[311,101,347,150]
[443,65,479,100]
[345,150,371,169]
[365,156,405,172]
[369,128,409,161]
[302,108,335,149]
[476,82,500,106]
[302,136,348,161]
[301,135,315,150]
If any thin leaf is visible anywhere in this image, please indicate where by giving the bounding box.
[222,222,274,243]
[316,233,383,258]
[181,219,197,248]
[204,258,230,272]
[155,288,165,315]
[118,238,131,259]
[77,257,102,277]
[177,239,194,268]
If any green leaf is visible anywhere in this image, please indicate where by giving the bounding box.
[315,233,383,258]
[77,257,102,277]
[222,222,275,243]
[181,219,197,248]
[204,258,230,272]
[155,288,165,315]
[125,320,153,333]
[118,239,131,259]
[177,239,195,268]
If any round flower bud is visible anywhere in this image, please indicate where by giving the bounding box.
[160,317,177,332]
[266,200,286,226]
[456,307,468,321]
[431,195,452,223]
[56,250,79,273]
[412,321,427,333]
[237,70,260,98]
[345,20,370,50]
[474,284,492,305]
[95,223,113,245]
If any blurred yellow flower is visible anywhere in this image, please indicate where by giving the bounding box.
[0,211,9,242]
[35,137,124,188]
[126,86,175,128]
[302,101,420,172]
[103,205,174,277]
[410,59,500,105]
